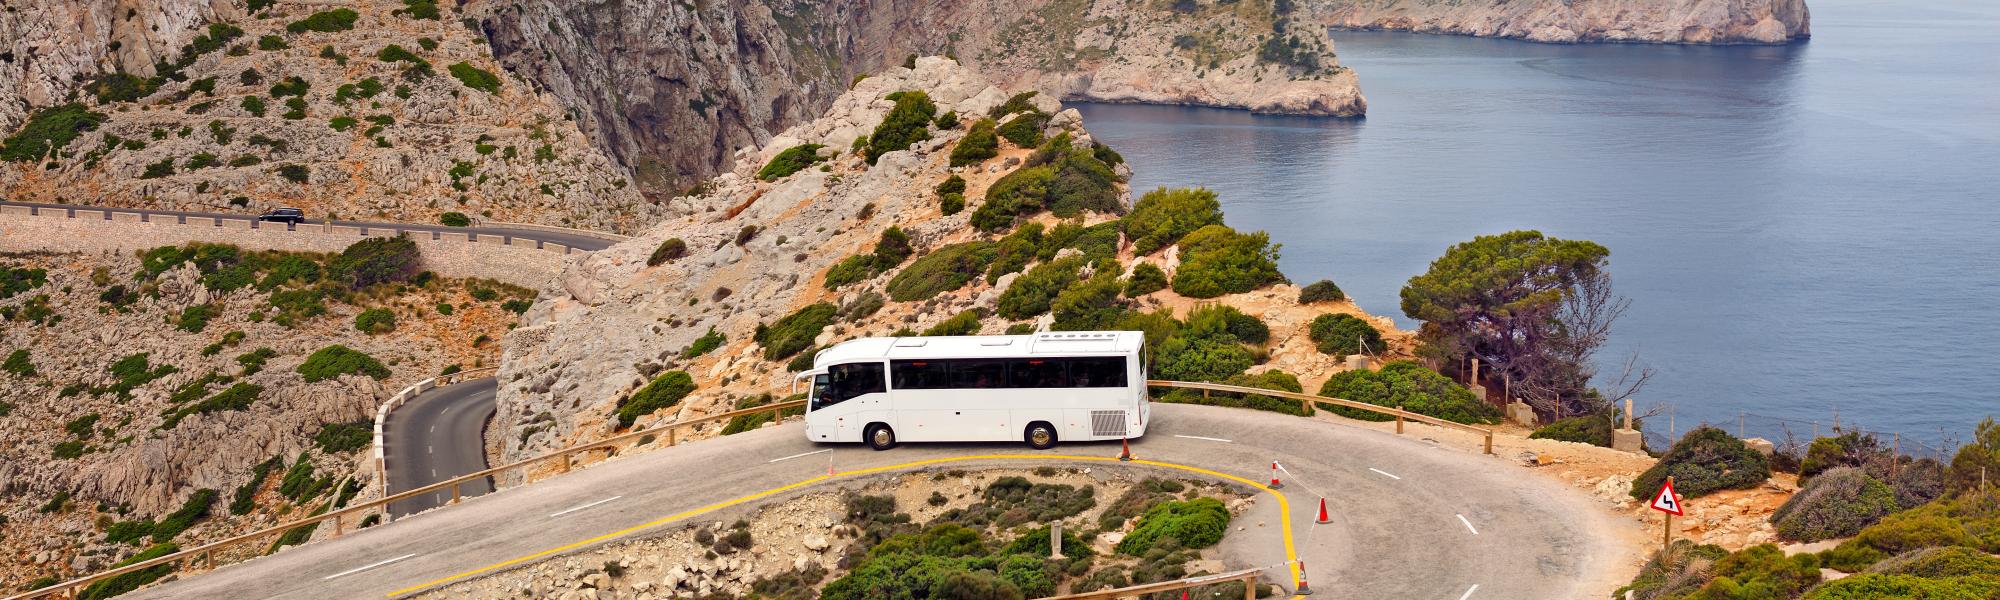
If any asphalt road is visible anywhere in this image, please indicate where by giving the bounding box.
[128,403,1634,599]
[385,378,500,517]
[0,200,617,251]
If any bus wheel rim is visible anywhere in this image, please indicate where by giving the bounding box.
[1032,429,1050,445]
[874,429,891,445]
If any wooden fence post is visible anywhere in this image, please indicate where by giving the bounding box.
[1395,406,1404,434]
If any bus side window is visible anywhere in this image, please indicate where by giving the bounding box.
[1009,359,1067,388]
[824,362,886,406]
[1070,357,1127,388]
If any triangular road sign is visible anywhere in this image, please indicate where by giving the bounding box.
[1649,479,1684,516]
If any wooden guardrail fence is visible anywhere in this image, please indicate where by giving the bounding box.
[1147,379,1496,455]
[1042,567,1264,600]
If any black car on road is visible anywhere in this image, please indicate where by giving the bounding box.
[257,207,306,225]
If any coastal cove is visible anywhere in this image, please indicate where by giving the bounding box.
[1073,0,2000,448]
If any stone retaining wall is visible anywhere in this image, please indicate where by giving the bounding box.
[0,206,570,288]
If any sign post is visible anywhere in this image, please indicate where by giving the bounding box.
[1649,476,1684,556]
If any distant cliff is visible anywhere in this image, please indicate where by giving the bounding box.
[1302,0,1809,45]
[475,0,1363,193]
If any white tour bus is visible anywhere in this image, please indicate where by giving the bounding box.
[793,331,1149,450]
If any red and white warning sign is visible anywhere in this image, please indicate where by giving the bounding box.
[1648,479,1684,516]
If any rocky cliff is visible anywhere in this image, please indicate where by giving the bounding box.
[494,58,1404,464]
[475,0,1363,193]
[1301,0,1809,44]
[0,0,658,232]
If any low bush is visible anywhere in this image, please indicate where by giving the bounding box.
[990,92,1040,118]
[1124,263,1168,297]
[923,310,983,337]
[949,119,999,166]
[1308,313,1384,358]
[1530,412,1618,447]
[162,383,263,429]
[757,144,825,180]
[1950,417,2000,494]
[682,327,726,358]
[969,137,1122,232]
[1818,489,2000,572]
[229,456,283,515]
[616,371,696,427]
[287,8,359,33]
[1801,573,2000,599]
[1865,546,2000,578]
[447,62,501,93]
[330,237,420,288]
[2,349,33,377]
[985,223,1043,283]
[997,111,1048,147]
[940,193,965,216]
[1123,187,1222,255]
[1802,431,1892,481]
[1771,467,1902,543]
[297,345,390,382]
[0,265,48,298]
[1298,279,1346,303]
[1629,426,1771,502]
[1158,370,1309,416]
[996,257,1082,320]
[313,421,372,453]
[756,303,836,360]
[438,212,471,226]
[150,489,216,543]
[647,238,687,266]
[1171,224,1285,298]
[1,104,105,162]
[865,90,937,164]
[1116,497,1229,555]
[77,543,179,600]
[1317,360,1498,425]
[885,242,996,302]
[1050,269,1127,331]
[353,308,396,334]
[1614,539,1731,600]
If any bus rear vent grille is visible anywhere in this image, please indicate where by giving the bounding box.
[1090,411,1127,438]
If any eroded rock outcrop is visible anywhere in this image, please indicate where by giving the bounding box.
[475,0,1363,192]
[1302,0,1809,45]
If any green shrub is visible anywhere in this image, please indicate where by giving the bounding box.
[1124,263,1168,297]
[353,308,396,334]
[1159,370,1309,416]
[1317,360,1498,425]
[990,91,1039,118]
[65,413,99,438]
[297,345,390,382]
[1820,489,2000,572]
[950,119,1000,166]
[617,371,695,427]
[1298,279,1346,303]
[756,303,837,360]
[438,212,471,226]
[230,456,283,515]
[105,519,155,545]
[757,144,825,181]
[377,44,423,63]
[1772,467,1903,543]
[330,236,420,288]
[0,265,47,298]
[940,192,965,216]
[886,242,996,302]
[447,62,501,93]
[177,304,217,333]
[162,383,263,428]
[1802,573,2000,599]
[150,489,217,543]
[1146,306,1264,383]
[2,349,33,377]
[140,157,176,179]
[682,327,726,358]
[1529,412,1617,446]
[1,103,104,162]
[1307,313,1383,357]
[996,111,1048,147]
[258,34,289,51]
[1171,224,1285,298]
[395,0,441,19]
[77,543,179,600]
[52,440,87,459]
[313,421,372,453]
[985,223,1043,283]
[1117,497,1229,555]
[1950,417,2000,494]
[647,238,687,266]
[822,255,876,290]
[968,136,1122,232]
[1123,187,1222,254]
[287,8,359,33]
[1866,546,2000,578]
[1802,431,1891,481]
[922,310,983,336]
[936,174,967,196]
[1050,269,1127,331]
[996,257,1082,320]
[875,227,913,266]
[1629,426,1771,502]
[865,90,937,164]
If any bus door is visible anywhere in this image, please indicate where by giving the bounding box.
[821,362,887,442]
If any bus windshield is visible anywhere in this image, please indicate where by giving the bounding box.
[809,374,830,411]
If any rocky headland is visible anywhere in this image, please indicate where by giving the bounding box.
[1300,0,1810,45]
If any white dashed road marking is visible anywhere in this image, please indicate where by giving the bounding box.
[1458,584,1479,600]
[1368,468,1402,480]
[549,496,623,518]
[322,553,418,580]
[768,449,833,463]
[1456,514,1479,535]
[1172,434,1233,443]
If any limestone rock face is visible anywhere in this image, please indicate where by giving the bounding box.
[1301,0,1810,45]
[476,0,1365,193]
[0,0,224,133]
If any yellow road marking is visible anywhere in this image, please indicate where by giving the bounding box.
[387,453,1301,598]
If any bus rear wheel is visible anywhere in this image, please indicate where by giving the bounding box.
[1025,422,1057,450]
[865,424,897,451]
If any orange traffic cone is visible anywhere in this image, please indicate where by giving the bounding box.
[1315,497,1332,524]
[1295,559,1314,595]
[1119,437,1133,461]
[1268,461,1283,489]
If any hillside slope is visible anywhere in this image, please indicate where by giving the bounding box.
[1301,0,1809,44]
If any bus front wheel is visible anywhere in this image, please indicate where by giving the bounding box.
[865,424,897,451]
[1025,422,1057,450]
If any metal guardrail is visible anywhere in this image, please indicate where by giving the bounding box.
[1042,567,1263,599]
[14,380,1483,599]
[4,398,806,600]
[1147,379,1496,455]
[472,220,632,243]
